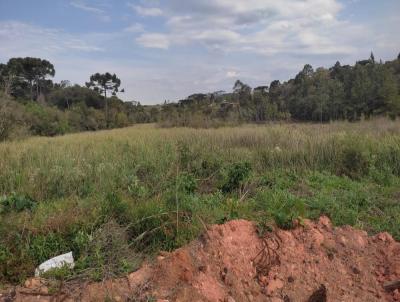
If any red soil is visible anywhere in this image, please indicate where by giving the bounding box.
[2,217,400,301]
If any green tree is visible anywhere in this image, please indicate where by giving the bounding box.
[7,57,55,100]
[86,73,121,127]
[233,80,252,105]
[0,60,24,97]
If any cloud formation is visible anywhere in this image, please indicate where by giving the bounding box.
[129,4,163,17]
[135,0,367,57]
[136,33,170,49]
[0,21,103,59]
[70,1,111,22]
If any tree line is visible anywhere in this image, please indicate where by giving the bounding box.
[1,53,400,140]
[0,57,156,140]
[160,52,400,127]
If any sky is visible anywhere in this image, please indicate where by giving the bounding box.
[0,0,399,104]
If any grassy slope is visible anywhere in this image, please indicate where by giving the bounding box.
[1,120,400,283]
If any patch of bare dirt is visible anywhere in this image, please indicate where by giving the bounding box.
[2,217,400,302]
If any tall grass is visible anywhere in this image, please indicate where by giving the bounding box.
[1,119,400,283]
[1,119,400,200]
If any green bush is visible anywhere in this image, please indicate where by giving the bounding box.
[100,193,131,225]
[338,144,371,179]
[256,190,306,230]
[29,233,70,265]
[222,162,252,193]
[176,172,197,195]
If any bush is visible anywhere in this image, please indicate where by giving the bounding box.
[176,172,197,195]
[338,144,371,179]
[29,233,70,265]
[100,193,131,225]
[222,162,252,193]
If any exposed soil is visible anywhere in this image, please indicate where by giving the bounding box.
[1,217,400,302]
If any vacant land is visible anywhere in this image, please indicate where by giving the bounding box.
[1,119,400,284]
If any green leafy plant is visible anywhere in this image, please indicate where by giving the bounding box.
[221,162,252,193]
[0,193,36,214]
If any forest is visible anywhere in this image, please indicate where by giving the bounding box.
[1,53,400,140]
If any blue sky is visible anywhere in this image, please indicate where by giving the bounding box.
[0,0,399,104]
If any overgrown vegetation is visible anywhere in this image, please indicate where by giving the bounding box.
[1,53,400,140]
[0,120,399,284]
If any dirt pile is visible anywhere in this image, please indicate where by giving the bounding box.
[2,217,400,301]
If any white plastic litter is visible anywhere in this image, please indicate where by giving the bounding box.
[34,252,75,277]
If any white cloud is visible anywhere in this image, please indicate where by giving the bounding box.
[226,70,239,78]
[136,0,367,57]
[129,4,163,17]
[136,33,170,49]
[70,1,111,22]
[70,1,103,14]
[123,23,144,33]
[0,21,103,59]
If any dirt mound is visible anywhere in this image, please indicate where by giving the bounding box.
[2,217,400,301]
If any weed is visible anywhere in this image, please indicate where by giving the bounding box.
[176,172,197,195]
[0,193,36,214]
[75,220,139,281]
[338,142,371,179]
[222,161,252,193]
[1,121,400,283]
[100,193,130,225]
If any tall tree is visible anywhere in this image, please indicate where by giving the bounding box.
[7,57,55,100]
[86,72,121,127]
[0,60,24,96]
[233,80,251,105]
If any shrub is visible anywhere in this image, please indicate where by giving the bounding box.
[221,162,252,193]
[176,172,197,195]
[29,233,70,265]
[338,144,371,179]
[100,193,131,225]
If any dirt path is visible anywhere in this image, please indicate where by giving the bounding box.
[2,217,400,301]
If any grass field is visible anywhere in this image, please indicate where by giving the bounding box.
[1,119,400,284]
